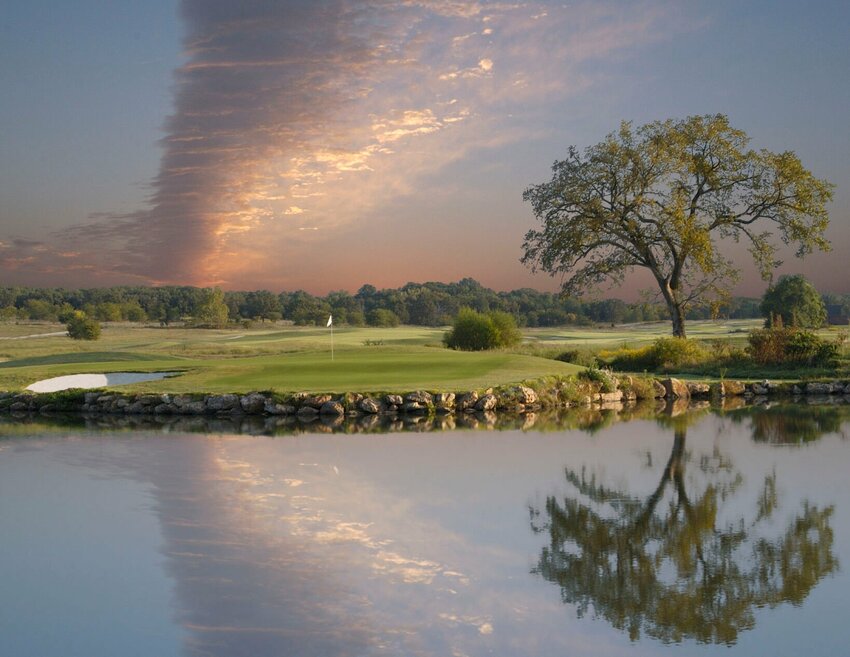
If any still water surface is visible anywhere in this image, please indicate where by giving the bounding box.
[1,404,848,657]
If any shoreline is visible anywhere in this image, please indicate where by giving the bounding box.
[2,376,848,420]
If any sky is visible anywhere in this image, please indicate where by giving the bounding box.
[1,0,848,297]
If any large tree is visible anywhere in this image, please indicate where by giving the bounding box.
[522,115,833,337]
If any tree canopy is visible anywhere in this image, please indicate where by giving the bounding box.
[760,274,826,328]
[522,114,833,337]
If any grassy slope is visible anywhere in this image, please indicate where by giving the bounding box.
[0,324,581,393]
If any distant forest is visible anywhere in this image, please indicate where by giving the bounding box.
[2,279,849,327]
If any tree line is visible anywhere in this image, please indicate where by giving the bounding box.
[0,278,809,328]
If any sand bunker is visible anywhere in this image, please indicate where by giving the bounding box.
[26,372,177,393]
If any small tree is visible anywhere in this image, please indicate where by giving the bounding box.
[760,274,826,328]
[66,312,101,340]
[194,288,229,328]
[522,115,833,338]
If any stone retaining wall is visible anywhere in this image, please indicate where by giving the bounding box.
[1,376,848,419]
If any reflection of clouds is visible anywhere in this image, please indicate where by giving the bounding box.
[1,1,685,288]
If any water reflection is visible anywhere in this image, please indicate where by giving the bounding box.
[529,415,838,645]
[3,399,850,443]
[2,402,850,656]
[723,403,850,444]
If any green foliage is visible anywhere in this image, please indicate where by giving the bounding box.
[487,310,522,348]
[443,308,521,351]
[555,349,598,368]
[748,325,839,366]
[760,274,826,328]
[66,312,101,340]
[577,365,617,392]
[193,288,230,328]
[367,308,400,327]
[608,337,710,372]
[523,114,833,338]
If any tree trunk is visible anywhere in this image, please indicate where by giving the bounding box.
[668,302,687,338]
[655,275,688,338]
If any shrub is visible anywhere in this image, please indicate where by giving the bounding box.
[555,349,599,368]
[66,313,101,340]
[578,365,618,392]
[487,310,522,348]
[443,308,521,351]
[607,337,709,372]
[747,326,839,367]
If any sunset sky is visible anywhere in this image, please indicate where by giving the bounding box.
[1,0,848,296]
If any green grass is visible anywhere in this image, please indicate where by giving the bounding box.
[1,319,843,393]
[522,319,764,349]
[0,323,580,393]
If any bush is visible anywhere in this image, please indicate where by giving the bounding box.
[578,365,618,392]
[443,308,521,351]
[748,326,839,367]
[607,337,709,372]
[66,313,101,340]
[555,349,599,368]
[487,310,522,348]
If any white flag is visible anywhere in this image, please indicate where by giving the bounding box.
[326,314,333,327]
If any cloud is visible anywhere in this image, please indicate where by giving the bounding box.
[3,0,687,289]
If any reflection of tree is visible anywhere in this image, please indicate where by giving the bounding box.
[725,404,849,445]
[530,427,837,644]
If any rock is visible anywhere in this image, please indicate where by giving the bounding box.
[456,391,479,412]
[652,380,667,399]
[358,397,381,414]
[402,401,428,413]
[405,390,433,405]
[240,392,267,413]
[686,382,711,398]
[599,390,623,403]
[662,378,689,400]
[84,392,101,404]
[264,401,295,415]
[296,405,319,417]
[138,394,161,406]
[344,392,364,407]
[434,392,455,411]
[207,394,240,411]
[184,401,207,415]
[303,394,333,408]
[385,394,403,406]
[805,382,832,395]
[126,401,146,414]
[320,401,345,416]
[9,402,28,412]
[154,403,176,414]
[722,381,746,396]
[751,382,770,395]
[475,394,498,412]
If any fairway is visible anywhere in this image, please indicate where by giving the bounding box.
[523,320,764,348]
[0,323,581,393]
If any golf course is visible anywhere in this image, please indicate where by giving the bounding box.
[0,323,588,394]
[0,319,791,394]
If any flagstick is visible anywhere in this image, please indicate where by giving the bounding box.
[331,322,334,361]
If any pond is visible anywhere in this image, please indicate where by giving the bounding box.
[1,402,848,657]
